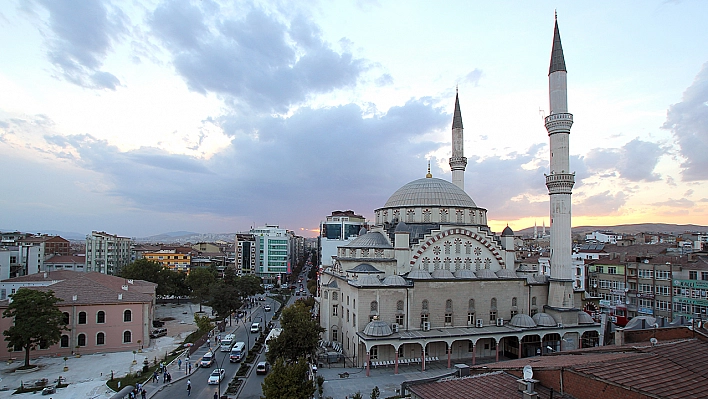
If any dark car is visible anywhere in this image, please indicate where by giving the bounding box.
[256,361,270,375]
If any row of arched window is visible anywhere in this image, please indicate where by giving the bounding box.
[62,309,132,325]
[60,331,132,347]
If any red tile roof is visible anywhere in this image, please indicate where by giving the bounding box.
[408,371,574,399]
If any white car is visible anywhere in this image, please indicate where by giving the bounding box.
[264,305,271,312]
[208,368,225,384]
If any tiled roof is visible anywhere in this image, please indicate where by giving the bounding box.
[45,255,85,264]
[408,371,574,399]
[1,271,155,306]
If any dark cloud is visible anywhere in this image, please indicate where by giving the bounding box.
[584,138,665,182]
[663,62,708,181]
[149,4,366,113]
[33,0,127,89]
[575,191,626,216]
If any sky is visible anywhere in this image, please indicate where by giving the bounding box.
[1,1,707,239]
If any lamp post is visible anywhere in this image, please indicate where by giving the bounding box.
[216,349,230,399]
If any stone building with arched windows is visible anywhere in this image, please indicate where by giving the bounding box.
[318,19,601,376]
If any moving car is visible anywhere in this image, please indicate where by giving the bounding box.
[208,368,225,384]
[256,361,269,375]
[200,351,215,367]
[250,322,261,333]
[264,305,271,312]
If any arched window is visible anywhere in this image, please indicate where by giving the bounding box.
[323,291,328,299]
[446,299,453,311]
[123,309,132,322]
[77,333,86,347]
[422,300,429,311]
[469,299,475,310]
[512,297,517,307]
[423,209,431,223]
[397,300,404,311]
[78,311,87,324]
[123,331,132,343]
[491,298,497,310]
[532,296,537,306]
[97,332,105,345]
[62,312,70,325]
[332,292,338,301]
[370,301,378,313]
[97,311,105,324]
[60,335,69,348]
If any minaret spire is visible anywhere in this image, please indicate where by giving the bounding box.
[545,15,575,309]
[449,91,467,190]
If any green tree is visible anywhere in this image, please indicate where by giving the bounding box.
[2,289,67,368]
[186,267,217,312]
[261,358,315,399]
[266,301,323,364]
[370,386,380,399]
[164,270,190,303]
[208,281,242,321]
[235,274,264,298]
[194,313,213,334]
[119,259,174,297]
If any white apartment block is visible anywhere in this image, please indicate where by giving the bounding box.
[85,231,132,275]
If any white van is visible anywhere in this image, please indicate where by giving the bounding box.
[229,342,246,362]
[250,322,261,333]
[220,334,235,352]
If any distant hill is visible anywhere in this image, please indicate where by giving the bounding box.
[135,232,236,244]
[514,223,708,237]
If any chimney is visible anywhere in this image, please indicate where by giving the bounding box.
[118,293,123,300]
[122,285,128,291]
[516,378,539,399]
[72,295,77,301]
[128,279,134,284]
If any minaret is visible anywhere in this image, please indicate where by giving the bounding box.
[449,90,467,190]
[545,15,575,309]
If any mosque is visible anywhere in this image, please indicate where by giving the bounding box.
[318,18,601,375]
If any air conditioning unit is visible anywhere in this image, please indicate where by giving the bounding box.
[392,323,399,333]
[475,319,484,328]
[557,323,563,328]
[496,318,504,326]
[422,322,431,331]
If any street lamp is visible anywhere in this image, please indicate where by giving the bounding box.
[215,349,230,399]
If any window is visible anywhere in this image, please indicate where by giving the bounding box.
[332,292,338,301]
[445,313,452,325]
[397,300,404,311]
[347,309,350,322]
[639,269,654,279]
[690,271,698,280]
[656,286,670,296]
[596,266,604,274]
[657,300,670,311]
[489,311,497,322]
[78,312,87,324]
[97,332,105,345]
[467,312,475,325]
[77,333,86,347]
[63,312,70,325]
[511,297,517,307]
[353,315,356,327]
[332,305,338,316]
[123,310,132,322]
[97,311,105,324]
[398,346,405,357]
[702,272,708,281]
[656,270,671,280]
[422,300,429,311]
[607,266,617,275]
[396,314,404,325]
[353,299,355,309]
[490,298,497,309]
[324,291,328,299]
[347,296,349,305]
[531,297,537,306]
[370,301,378,313]
[123,331,132,343]
[421,314,429,325]
[60,335,69,348]
[332,328,338,342]
[370,346,378,360]
[639,284,653,294]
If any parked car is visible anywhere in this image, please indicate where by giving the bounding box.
[149,328,167,338]
[256,361,270,375]
[200,351,215,367]
[208,368,225,384]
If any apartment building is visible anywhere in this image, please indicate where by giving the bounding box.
[250,225,290,283]
[319,210,366,268]
[142,248,191,272]
[672,255,708,320]
[85,231,132,275]
[235,234,257,276]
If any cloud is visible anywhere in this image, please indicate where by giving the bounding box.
[584,138,666,182]
[150,4,367,113]
[30,0,128,89]
[651,197,695,208]
[575,191,626,216]
[663,62,708,181]
[464,69,483,87]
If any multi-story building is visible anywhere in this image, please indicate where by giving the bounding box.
[11,235,71,276]
[625,255,675,322]
[586,257,628,326]
[672,255,708,320]
[251,225,291,284]
[143,248,191,273]
[235,234,257,276]
[44,255,86,273]
[85,231,132,275]
[585,231,621,244]
[319,211,367,268]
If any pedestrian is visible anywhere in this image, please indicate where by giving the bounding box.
[141,389,146,399]
[207,338,210,347]
[187,380,191,396]
[167,372,172,382]
[178,358,182,370]
[214,391,218,399]
[188,363,192,374]
[152,371,158,383]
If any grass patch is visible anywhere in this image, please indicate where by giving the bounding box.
[106,351,182,392]
[235,364,250,377]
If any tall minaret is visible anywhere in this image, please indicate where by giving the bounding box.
[450,90,467,190]
[546,15,575,309]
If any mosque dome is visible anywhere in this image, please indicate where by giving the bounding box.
[509,314,537,328]
[431,269,455,279]
[363,319,393,337]
[355,275,382,286]
[577,312,595,325]
[496,269,518,279]
[407,269,432,279]
[476,269,498,279]
[347,263,383,274]
[380,178,477,209]
[502,226,514,236]
[454,269,477,278]
[532,312,558,327]
[345,231,392,249]
[382,275,408,286]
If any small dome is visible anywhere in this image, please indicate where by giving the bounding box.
[532,312,558,327]
[347,263,383,273]
[502,225,514,237]
[496,269,518,279]
[363,320,393,337]
[509,314,537,328]
[407,269,432,279]
[431,269,455,279]
[382,275,408,286]
[380,177,477,209]
[395,221,409,233]
[356,275,382,286]
[359,227,368,236]
[476,269,498,279]
[345,231,392,249]
[577,312,595,325]
[454,269,477,278]
[624,316,657,330]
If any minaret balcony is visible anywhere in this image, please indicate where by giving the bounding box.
[545,173,575,194]
[449,156,467,169]
[545,112,573,134]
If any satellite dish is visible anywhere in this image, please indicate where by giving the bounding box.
[523,365,533,381]
[650,337,658,346]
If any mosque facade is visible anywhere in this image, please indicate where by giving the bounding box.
[318,18,601,375]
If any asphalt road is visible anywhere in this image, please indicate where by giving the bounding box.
[150,296,279,399]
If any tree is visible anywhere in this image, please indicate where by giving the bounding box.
[186,267,217,312]
[164,270,190,303]
[208,281,242,321]
[266,301,324,364]
[235,274,264,298]
[2,289,67,368]
[370,386,380,399]
[261,358,315,399]
[119,259,174,297]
